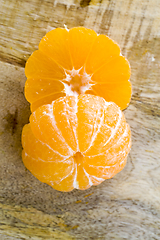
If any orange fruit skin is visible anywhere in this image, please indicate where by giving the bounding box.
[24,27,131,112]
[22,95,131,192]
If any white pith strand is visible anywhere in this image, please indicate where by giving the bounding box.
[83,101,113,154]
[81,125,131,177]
[24,153,75,183]
[45,104,75,156]
[57,163,75,184]
[49,161,75,185]
[64,24,69,31]
[85,122,130,158]
[89,175,105,182]
[74,95,80,152]
[24,152,71,163]
[36,136,70,159]
[83,168,93,186]
[62,98,78,153]
[73,163,78,188]
[103,108,123,148]
[31,111,68,158]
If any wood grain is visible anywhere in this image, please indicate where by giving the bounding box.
[0,0,160,239]
[1,0,160,67]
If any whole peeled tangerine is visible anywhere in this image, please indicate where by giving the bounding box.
[22,94,131,192]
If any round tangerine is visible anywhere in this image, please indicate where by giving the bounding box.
[22,95,131,192]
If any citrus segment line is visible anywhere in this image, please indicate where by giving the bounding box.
[74,95,79,152]
[84,121,130,158]
[73,163,78,189]
[55,163,75,184]
[48,103,75,156]
[84,101,113,154]
[83,168,93,186]
[24,152,71,163]
[103,109,123,148]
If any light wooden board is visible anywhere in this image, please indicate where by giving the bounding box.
[0,0,160,239]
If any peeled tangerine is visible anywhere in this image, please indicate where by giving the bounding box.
[24,27,131,112]
[22,95,131,192]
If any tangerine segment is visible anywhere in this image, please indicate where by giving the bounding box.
[22,151,74,183]
[85,34,120,74]
[68,27,97,70]
[22,95,131,191]
[73,152,92,190]
[84,124,131,167]
[91,80,132,110]
[52,96,78,152]
[77,95,107,153]
[84,157,127,180]
[48,167,77,192]
[76,163,92,190]
[30,104,73,156]
[31,92,66,113]
[22,124,64,162]
[25,50,66,79]
[84,104,127,156]
[91,56,131,83]
[39,28,73,70]
[22,126,75,183]
[25,78,64,103]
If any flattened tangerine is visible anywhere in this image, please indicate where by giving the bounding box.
[25,27,131,112]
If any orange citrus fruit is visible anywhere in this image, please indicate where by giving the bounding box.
[24,27,131,112]
[22,95,131,192]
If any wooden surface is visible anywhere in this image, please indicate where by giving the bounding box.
[0,0,160,239]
